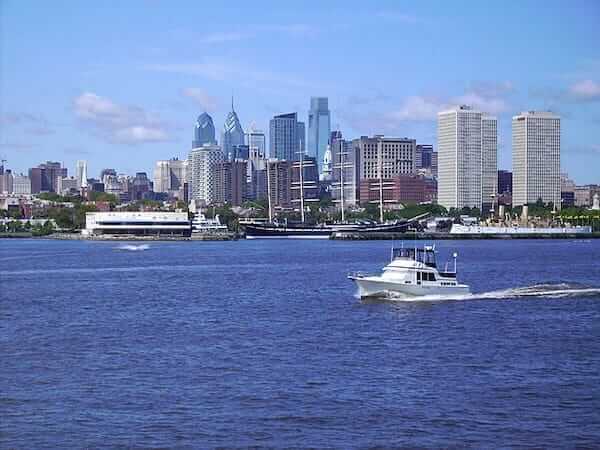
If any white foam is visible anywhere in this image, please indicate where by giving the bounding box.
[375,283,600,303]
[116,244,150,252]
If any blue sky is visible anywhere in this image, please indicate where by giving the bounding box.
[1,0,599,183]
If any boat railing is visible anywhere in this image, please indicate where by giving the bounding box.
[348,271,374,279]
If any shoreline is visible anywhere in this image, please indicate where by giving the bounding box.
[1,231,599,241]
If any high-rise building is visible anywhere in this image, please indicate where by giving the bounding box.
[188,144,223,206]
[193,112,217,148]
[298,121,305,154]
[129,172,152,201]
[214,160,247,206]
[57,176,79,195]
[153,158,188,198]
[100,168,117,184]
[307,97,330,173]
[481,116,498,210]
[437,106,497,210]
[0,169,13,194]
[245,126,266,157]
[353,135,416,181]
[512,111,560,207]
[28,161,67,193]
[221,100,245,161]
[12,174,31,195]
[266,159,292,208]
[269,113,303,161]
[76,160,88,188]
[498,170,513,194]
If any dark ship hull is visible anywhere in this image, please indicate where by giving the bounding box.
[244,220,412,239]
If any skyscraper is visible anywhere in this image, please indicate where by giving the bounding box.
[188,144,223,206]
[307,97,331,173]
[245,126,266,157]
[512,111,560,207]
[76,160,88,188]
[28,161,67,193]
[193,113,216,148]
[269,113,302,161]
[481,116,498,210]
[153,158,187,197]
[437,105,497,211]
[221,99,245,161]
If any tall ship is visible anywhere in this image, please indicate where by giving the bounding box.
[243,219,414,239]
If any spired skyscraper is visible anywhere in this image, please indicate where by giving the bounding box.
[193,112,216,148]
[221,98,245,161]
[307,97,331,173]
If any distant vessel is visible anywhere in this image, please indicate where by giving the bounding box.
[349,245,470,298]
[450,224,592,234]
[244,219,413,239]
[192,213,228,233]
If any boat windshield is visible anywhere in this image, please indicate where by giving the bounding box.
[392,247,437,267]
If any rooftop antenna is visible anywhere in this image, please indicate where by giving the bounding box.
[231,94,235,112]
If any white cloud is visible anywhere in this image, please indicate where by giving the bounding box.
[569,80,600,101]
[73,92,169,144]
[181,88,218,111]
[388,96,447,121]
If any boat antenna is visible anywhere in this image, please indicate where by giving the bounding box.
[453,252,458,273]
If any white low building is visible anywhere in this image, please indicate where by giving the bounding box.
[83,212,191,237]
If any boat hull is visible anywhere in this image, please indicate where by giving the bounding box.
[349,276,470,298]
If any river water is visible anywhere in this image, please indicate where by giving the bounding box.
[2,239,600,448]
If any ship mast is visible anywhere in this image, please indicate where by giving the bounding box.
[378,139,384,223]
[266,159,273,222]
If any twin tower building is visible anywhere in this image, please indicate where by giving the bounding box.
[438,106,560,212]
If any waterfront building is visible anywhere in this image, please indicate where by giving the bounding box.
[437,105,497,211]
[512,111,560,207]
[83,211,191,237]
[214,160,247,206]
[12,174,31,195]
[269,113,302,161]
[307,97,331,173]
[353,135,416,183]
[188,144,223,206]
[76,160,88,188]
[28,161,67,193]
[359,175,437,206]
[193,112,217,148]
[221,100,245,161]
[561,173,576,207]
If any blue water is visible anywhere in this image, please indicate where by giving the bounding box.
[2,239,600,448]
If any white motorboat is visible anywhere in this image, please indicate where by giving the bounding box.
[348,245,470,298]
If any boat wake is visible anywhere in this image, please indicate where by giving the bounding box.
[368,283,600,303]
[116,244,150,252]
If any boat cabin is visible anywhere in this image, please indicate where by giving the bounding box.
[392,246,437,268]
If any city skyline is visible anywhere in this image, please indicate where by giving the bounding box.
[1,1,599,183]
